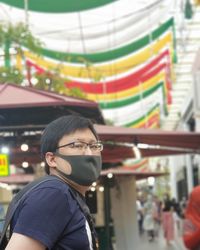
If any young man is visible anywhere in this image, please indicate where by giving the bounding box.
[5,115,103,250]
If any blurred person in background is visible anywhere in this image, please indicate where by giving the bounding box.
[171,198,182,232]
[136,198,144,235]
[162,193,175,246]
[153,196,162,237]
[143,195,157,242]
[180,196,188,219]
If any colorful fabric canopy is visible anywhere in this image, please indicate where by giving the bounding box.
[0,0,116,12]
[0,0,176,130]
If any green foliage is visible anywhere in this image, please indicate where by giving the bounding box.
[0,22,42,52]
[0,66,24,84]
[65,87,87,99]
[0,22,88,99]
[0,24,5,45]
[33,71,86,99]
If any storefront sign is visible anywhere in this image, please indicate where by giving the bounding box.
[0,154,10,176]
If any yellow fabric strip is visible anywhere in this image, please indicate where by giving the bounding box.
[24,32,173,79]
[16,53,23,70]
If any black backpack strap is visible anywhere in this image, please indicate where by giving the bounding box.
[0,175,56,246]
[69,188,99,250]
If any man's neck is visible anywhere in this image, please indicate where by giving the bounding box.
[50,170,89,196]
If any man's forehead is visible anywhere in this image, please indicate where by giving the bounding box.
[61,128,97,141]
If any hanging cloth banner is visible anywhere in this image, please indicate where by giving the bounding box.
[0,0,115,12]
[26,60,45,74]
[86,71,166,101]
[26,48,171,88]
[99,81,165,109]
[66,62,170,94]
[24,32,173,79]
[25,58,170,100]
[126,104,160,128]
[123,159,149,170]
[65,49,171,93]
[101,88,164,123]
[0,2,174,54]
[37,18,174,63]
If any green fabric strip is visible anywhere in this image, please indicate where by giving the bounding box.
[0,0,115,13]
[124,103,160,127]
[172,20,177,63]
[34,18,174,63]
[99,81,164,109]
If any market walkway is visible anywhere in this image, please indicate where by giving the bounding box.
[112,226,187,250]
[139,228,187,250]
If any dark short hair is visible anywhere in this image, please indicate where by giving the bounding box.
[41,115,98,173]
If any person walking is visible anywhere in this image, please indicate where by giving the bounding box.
[5,115,103,250]
[143,195,156,242]
[183,186,200,250]
[136,198,144,235]
[162,194,175,246]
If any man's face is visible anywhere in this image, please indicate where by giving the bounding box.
[54,128,100,175]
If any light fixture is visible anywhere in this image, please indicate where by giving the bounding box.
[31,77,39,85]
[45,78,51,84]
[40,162,45,167]
[92,182,97,187]
[147,177,155,186]
[99,186,104,192]
[90,187,96,192]
[107,173,113,179]
[21,143,29,152]
[1,146,9,154]
[22,161,29,168]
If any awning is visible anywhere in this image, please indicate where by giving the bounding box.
[1,83,200,165]
[2,121,200,165]
[101,167,167,180]
[0,83,105,126]
[95,124,200,158]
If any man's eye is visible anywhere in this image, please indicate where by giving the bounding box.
[74,142,84,149]
[90,144,97,150]
[68,142,78,148]
[90,144,98,150]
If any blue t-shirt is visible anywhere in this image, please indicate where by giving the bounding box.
[11,178,93,250]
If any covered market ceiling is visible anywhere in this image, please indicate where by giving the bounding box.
[0,0,199,131]
[0,0,180,130]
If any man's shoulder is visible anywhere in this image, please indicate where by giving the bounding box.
[30,175,70,194]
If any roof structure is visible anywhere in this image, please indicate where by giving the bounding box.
[94,124,200,154]
[0,83,99,108]
[101,167,167,180]
[0,83,105,128]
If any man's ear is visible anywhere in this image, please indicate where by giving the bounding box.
[45,152,57,168]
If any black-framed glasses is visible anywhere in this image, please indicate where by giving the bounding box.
[56,141,103,153]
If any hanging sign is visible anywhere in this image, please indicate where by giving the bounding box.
[0,154,10,176]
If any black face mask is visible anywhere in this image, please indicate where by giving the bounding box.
[54,152,102,186]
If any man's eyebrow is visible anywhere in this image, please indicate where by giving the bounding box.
[75,139,97,142]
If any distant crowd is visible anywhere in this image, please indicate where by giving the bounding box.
[136,193,188,246]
